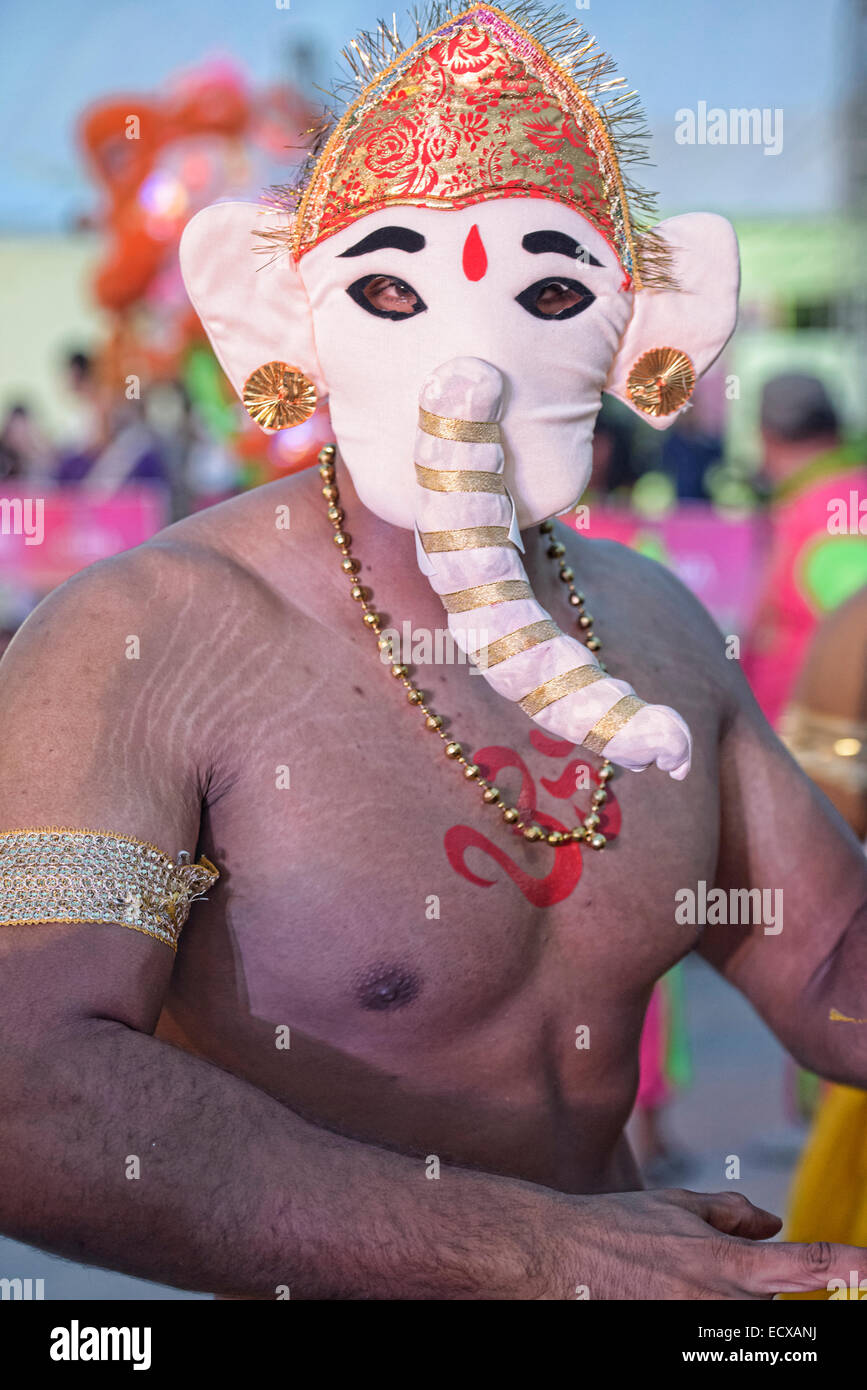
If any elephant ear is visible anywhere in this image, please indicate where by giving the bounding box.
[604,213,740,430]
[178,201,326,425]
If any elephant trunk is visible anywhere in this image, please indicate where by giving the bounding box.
[413,356,692,778]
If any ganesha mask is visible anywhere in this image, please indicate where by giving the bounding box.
[180,3,740,791]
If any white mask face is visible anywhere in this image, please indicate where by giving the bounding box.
[299,197,633,530]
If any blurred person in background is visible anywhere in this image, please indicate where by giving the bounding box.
[56,354,232,506]
[587,404,640,500]
[743,373,867,727]
[55,350,104,471]
[141,379,237,519]
[660,400,724,502]
[0,404,52,652]
[0,403,53,483]
[56,388,168,493]
[778,587,867,1298]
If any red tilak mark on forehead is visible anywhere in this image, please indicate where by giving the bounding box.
[462,224,487,281]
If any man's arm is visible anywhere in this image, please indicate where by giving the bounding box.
[780,589,867,837]
[0,921,553,1298]
[0,547,543,1299]
[9,918,861,1301]
[702,654,867,1086]
[0,547,862,1299]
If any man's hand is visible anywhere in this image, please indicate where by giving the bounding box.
[543,1188,866,1300]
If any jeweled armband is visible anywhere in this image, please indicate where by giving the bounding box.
[0,828,219,951]
[779,706,867,794]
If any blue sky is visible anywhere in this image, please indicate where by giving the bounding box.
[0,0,851,230]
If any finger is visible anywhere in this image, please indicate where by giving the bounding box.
[666,1188,782,1240]
[747,1240,867,1295]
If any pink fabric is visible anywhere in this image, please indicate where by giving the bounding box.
[743,471,865,726]
[636,984,669,1111]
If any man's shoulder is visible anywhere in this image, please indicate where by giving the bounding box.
[565,531,725,643]
[571,531,678,591]
[20,489,288,653]
[0,485,314,830]
[561,529,747,731]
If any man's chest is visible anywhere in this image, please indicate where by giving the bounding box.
[194,629,721,1048]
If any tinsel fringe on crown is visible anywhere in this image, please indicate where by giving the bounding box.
[259,1,676,290]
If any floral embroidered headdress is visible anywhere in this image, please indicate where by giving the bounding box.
[268,2,672,289]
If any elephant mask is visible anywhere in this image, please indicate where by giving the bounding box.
[180,2,740,785]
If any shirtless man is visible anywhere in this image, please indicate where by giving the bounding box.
[0,3,865,1299]
[1,459,866,1299]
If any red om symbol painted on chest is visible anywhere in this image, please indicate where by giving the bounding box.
[444,730,622,906]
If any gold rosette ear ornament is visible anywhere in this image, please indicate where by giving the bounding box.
[626,347,696,418]
[242,361,317,430]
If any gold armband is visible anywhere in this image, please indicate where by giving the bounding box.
[779,706,867,794]
[0,828,219,952]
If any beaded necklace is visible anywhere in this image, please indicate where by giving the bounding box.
[318,443,615,850]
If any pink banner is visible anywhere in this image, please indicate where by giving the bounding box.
[0,485,169,592]
[0,490,762,638]
[565,503,763,634]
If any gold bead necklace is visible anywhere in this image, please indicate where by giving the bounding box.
[318,444,616,851]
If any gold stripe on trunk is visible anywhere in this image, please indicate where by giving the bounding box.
[421,526,514,553]
[414,463,505,494]
[583,696,645,754]
[418,407,501,444]
[519,665,604,716]
[440,580,533,613]
[474,620,560,670]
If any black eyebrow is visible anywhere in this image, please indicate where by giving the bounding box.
[521,231,603,266]
[339,226,426,258]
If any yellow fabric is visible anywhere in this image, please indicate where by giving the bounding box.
[781,1083,867,1300]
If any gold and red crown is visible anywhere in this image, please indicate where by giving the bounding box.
[271,3,670,289]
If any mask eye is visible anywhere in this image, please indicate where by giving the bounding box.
[347,273,428,321]
[515,277,595,321]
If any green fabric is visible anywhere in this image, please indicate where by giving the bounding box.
[631,529,670,568]
[663,962,692,1089]
[801,534,867,613]
[183,345,238,439]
